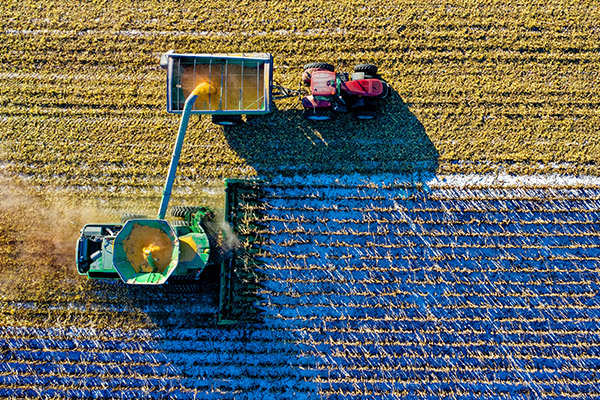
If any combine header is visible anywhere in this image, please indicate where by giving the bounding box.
[76,53,267,324]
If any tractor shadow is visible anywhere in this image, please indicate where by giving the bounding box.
[224,86,439,178]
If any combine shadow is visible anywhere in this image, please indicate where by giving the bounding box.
[106,266,222,329]
[224,87,439,178]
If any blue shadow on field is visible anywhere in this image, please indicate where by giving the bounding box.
[223,85,439,178]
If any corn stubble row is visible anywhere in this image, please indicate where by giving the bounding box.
[1,0,600,190]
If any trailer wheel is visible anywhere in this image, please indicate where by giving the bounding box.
[121,213,147,223]
[353,109,377,120]
[354,64,378,78]
[303,62,335,72]
[304,108,333,121]
[212,115,243,126]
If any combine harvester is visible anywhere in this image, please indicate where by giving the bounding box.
[75,53,270,324]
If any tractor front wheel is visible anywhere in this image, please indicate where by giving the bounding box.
[354,64,378,78]
[212,115,243,126]
[302,62,335,85]
[304,108,333,121]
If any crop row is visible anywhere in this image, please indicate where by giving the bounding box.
[4,329,600,359]
[0,325,290,342]
[264,187,600,202]
[6,324,599,346]
[258,246,599,265]
[0,350,310,373]
[245,183,600,397]
[2,0,600,186]
[258,223,600,240]
[263,200,600,214]
[263,186,600,201]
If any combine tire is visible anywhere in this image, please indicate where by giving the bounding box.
[212,114,243,126]
[303,62,335,72]
[171,206,202,218]
[304,108,333,121]
[121,213,147,223]
[169,220,192,227]
[354,64,378,78]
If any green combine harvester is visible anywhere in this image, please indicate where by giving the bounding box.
[76,53,269,324]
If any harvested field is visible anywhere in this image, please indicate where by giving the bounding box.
[1,0,600,398]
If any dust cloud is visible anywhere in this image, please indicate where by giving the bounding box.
[203,218,241,256]
[0,172,107,297]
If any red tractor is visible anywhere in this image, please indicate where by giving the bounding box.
[301,62,389,121]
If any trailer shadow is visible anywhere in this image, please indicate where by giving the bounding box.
[224,87,439,178]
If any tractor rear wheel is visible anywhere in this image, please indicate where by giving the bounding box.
[354,64,378,78]
[304,108,333,121]
[212,114,243,126]
[303,62,334,72]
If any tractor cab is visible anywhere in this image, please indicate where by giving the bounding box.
[310,70,337,97]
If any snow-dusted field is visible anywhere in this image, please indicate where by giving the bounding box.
[2,175,599,399]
